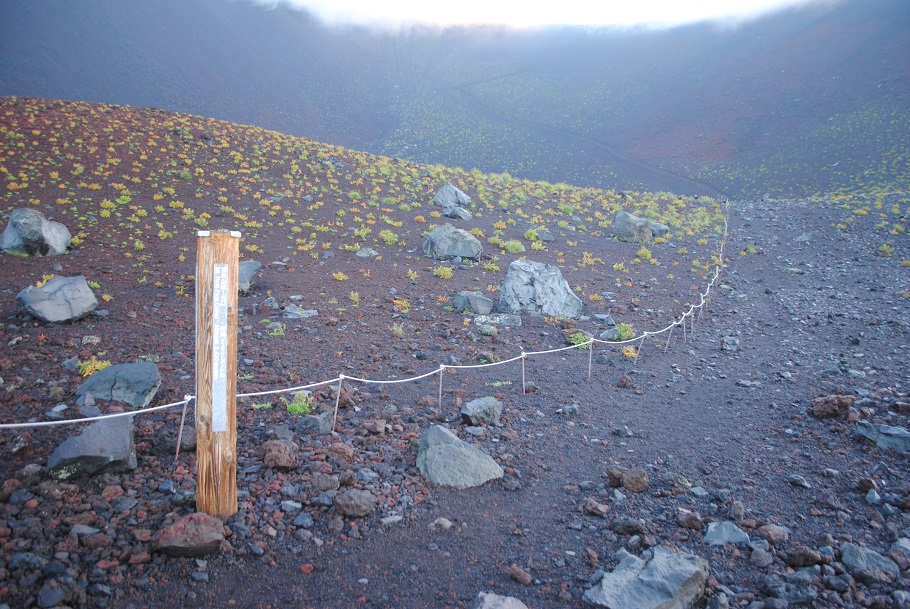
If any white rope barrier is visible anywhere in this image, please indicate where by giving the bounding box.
[0,204,730,432]
[0,396,193,430]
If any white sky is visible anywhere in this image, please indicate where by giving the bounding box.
[260,0,837,29]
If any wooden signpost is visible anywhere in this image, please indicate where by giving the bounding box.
[195,230,240,517]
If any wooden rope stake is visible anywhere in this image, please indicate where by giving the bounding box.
[174,396,192,464]
[634,336,645,364]
[664,325,675,353]
[521,351,528,395]
[437,365,444,411]
[588,340,594,381]
[332,375,344,433]
[683,313,688,343]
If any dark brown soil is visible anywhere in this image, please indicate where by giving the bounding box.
[0,99,908,608]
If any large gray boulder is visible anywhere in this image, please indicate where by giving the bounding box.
[17,275,98,323]
[856,421,910,454]
[583,546,709,609]
[1,208,72,256]
[423,224,482,260]
[612,211,653,243]
[46,416,137,480]
[238,260,262,292]
[417,425,503,489]
[434,183,471,208]
[498,260,582,318]
[75,362,161,409]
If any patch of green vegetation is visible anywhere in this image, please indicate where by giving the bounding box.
[285,392,314,415]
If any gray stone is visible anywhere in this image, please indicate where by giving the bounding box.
[470,591,529,609]
[8,551,48,570]
[891,538,910,562]
[443,206,473,220]
[37,578,68,608]
[473,313,522,327]
[355,247,379,258]
[417,425,503,489]
[1,208,71,256]
[477,324,497,336]
[840,542,900,583]
[856,421,910,454]
[75,362,161,409]
[537,229,555,242]
[763,572,817,604]
[720,336,739,351]
[649,221,671,237]
[453,291,494,315]
[334,489,376,518]
[283,305,319,319]
[295,411,333,434]
[498,259,582,319]
[461,396,503,426]
[705,521,750,546]
[612,211,653,243]
[155,512,224,557]
[262,438,299,470]
[46,416,137,480]
[281,500,303,513]
[17,275,98,323]
[238,260,261,292]
[293,512,314,528]
[423,224,482,260]
[434,183,471,208]
[582,545,709,609]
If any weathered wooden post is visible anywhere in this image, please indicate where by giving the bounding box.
[195,230,240,517]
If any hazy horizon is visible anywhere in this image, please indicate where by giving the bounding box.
[1,0,907,198]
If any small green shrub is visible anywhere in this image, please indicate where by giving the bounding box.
[433,266,454,279]
[78,356,111,377]
[502,240,525,254]
[567,331,591,350]
[614,323,636,341]
[286,392,314,415]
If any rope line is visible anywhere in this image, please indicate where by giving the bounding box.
[0,396,193,430]
[0,205,730,432]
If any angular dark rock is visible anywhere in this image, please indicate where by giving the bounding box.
[1,208,71,256]
[238,260,262,292]
[460,396,503,426]
[611,211,653,243]
[417,425,503,489]
[46,416,137,480]
[155,512,225,557]
[498,259,582,319]
[17,275,97,323]
[433,183,471,208]
[334,489,376,518]
[583,546,709,608]
[75,362,161,409]
[453,291,494,315]
[423,223,482,260]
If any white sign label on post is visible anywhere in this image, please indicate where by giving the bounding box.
[211,263,229,433]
